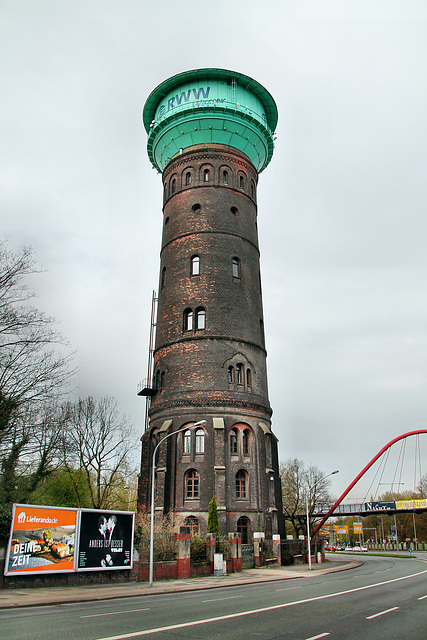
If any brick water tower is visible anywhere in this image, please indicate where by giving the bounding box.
[138,69,283,541]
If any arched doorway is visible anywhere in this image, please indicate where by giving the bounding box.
[237,516,251,544]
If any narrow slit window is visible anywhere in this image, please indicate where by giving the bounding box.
[195,307,205,330]
[230,429,238,455]
[191,255,200,276]
[222,170,228,184]
[184,309,193,331]
[195,429,205,454]
[185,172,192,185]
[204,169,210,182]
[232,257,240,278]
[183,429,191,454]
[228,366,234,384]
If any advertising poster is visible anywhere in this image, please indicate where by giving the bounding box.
[75,509,134,571]
[395,498,427,510]
[5,504,77,576]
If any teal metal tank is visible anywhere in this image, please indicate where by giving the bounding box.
[143,68,278,173]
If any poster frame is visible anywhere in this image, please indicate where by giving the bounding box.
[74,508,135,572]
[4,503,78,577]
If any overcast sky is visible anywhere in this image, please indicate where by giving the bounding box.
[1,0,426,501]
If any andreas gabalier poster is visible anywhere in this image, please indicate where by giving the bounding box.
[5,504,77,576]
[75,509,134,571]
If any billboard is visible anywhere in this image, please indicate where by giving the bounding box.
[75,509,134,571]
[353,522,363,534]
[5,504,77,576]
[395,499,427,510]
[364,501,395,511]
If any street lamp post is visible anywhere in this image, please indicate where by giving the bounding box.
[149,419,206,587]
[306,470,339,570]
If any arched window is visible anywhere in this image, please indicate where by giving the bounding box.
[204,169,210,182]
[191,255,200,276]
[184,516,199,537]
[239,175,244,189]
[185,172,192,186]
[155,370,160,389]
[160,371,165,389]
[184,308,193,331]
[237,516,250,543]
[183,429,191,454]
[250,181,255,198]
[161,266,166,289]
[246,368,251,388]
[195,428,205,454]
[230,428,238,455]
[171,178,176,194]
[185,469,199,499]
[228,365,234,384]
[222,170,228,184]
[232,257,240,278]
[236,363,243,385]
[243,429,250,456]
[195,307,205,330]
[236,470,247,498]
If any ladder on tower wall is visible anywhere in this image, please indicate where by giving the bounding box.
[137,290,158,431]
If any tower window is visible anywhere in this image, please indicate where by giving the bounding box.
[195,428,205,454]
[185,469,199,499]
[246,369,251,388]
[230,428,238,455]
[185,172,192,186]
[184,308,193,331]
[236,470,247,498]
[195,307,205,330]
[183,429,191,454]
[236,363,243,385]
[231,206,238,215]
[239,175,244,189]
[250,181,255,198]
[171,178,176,194]
[228,366,234,384]
[161,266,166,289]
[192,203,201,212]
[204,169,210,182]
[160,371,165,389]
[191,255,200,276]
[232,257,240,279]
[243,429,250,456]
[222,170,228,184]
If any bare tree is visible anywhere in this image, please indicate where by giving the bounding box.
[0,241,75,540]
[62,396,137,509]
[280,458,335,537]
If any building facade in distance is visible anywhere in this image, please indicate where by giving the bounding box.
[138,69,283,542]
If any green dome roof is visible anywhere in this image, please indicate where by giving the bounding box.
[143,69,278,173]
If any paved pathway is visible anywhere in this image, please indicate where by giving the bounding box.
[0,558,361,609]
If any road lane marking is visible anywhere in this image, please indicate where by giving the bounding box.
[275,587,302,592]
[202,596,243,603]
[418,595,427,600]
[94,568,427,640]
[366,607,399,619]
[305,634,330,639]
[81,608,150,618]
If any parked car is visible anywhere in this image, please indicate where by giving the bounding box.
[360,545,368,552]
[345,546,353,551]
[353,545,361,552]
[336,545,345,551]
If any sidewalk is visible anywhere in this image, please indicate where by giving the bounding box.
[0,558,361,609]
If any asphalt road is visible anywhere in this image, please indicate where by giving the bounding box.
[1,554,426,640]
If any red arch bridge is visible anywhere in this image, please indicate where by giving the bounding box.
[312,429,427,535]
